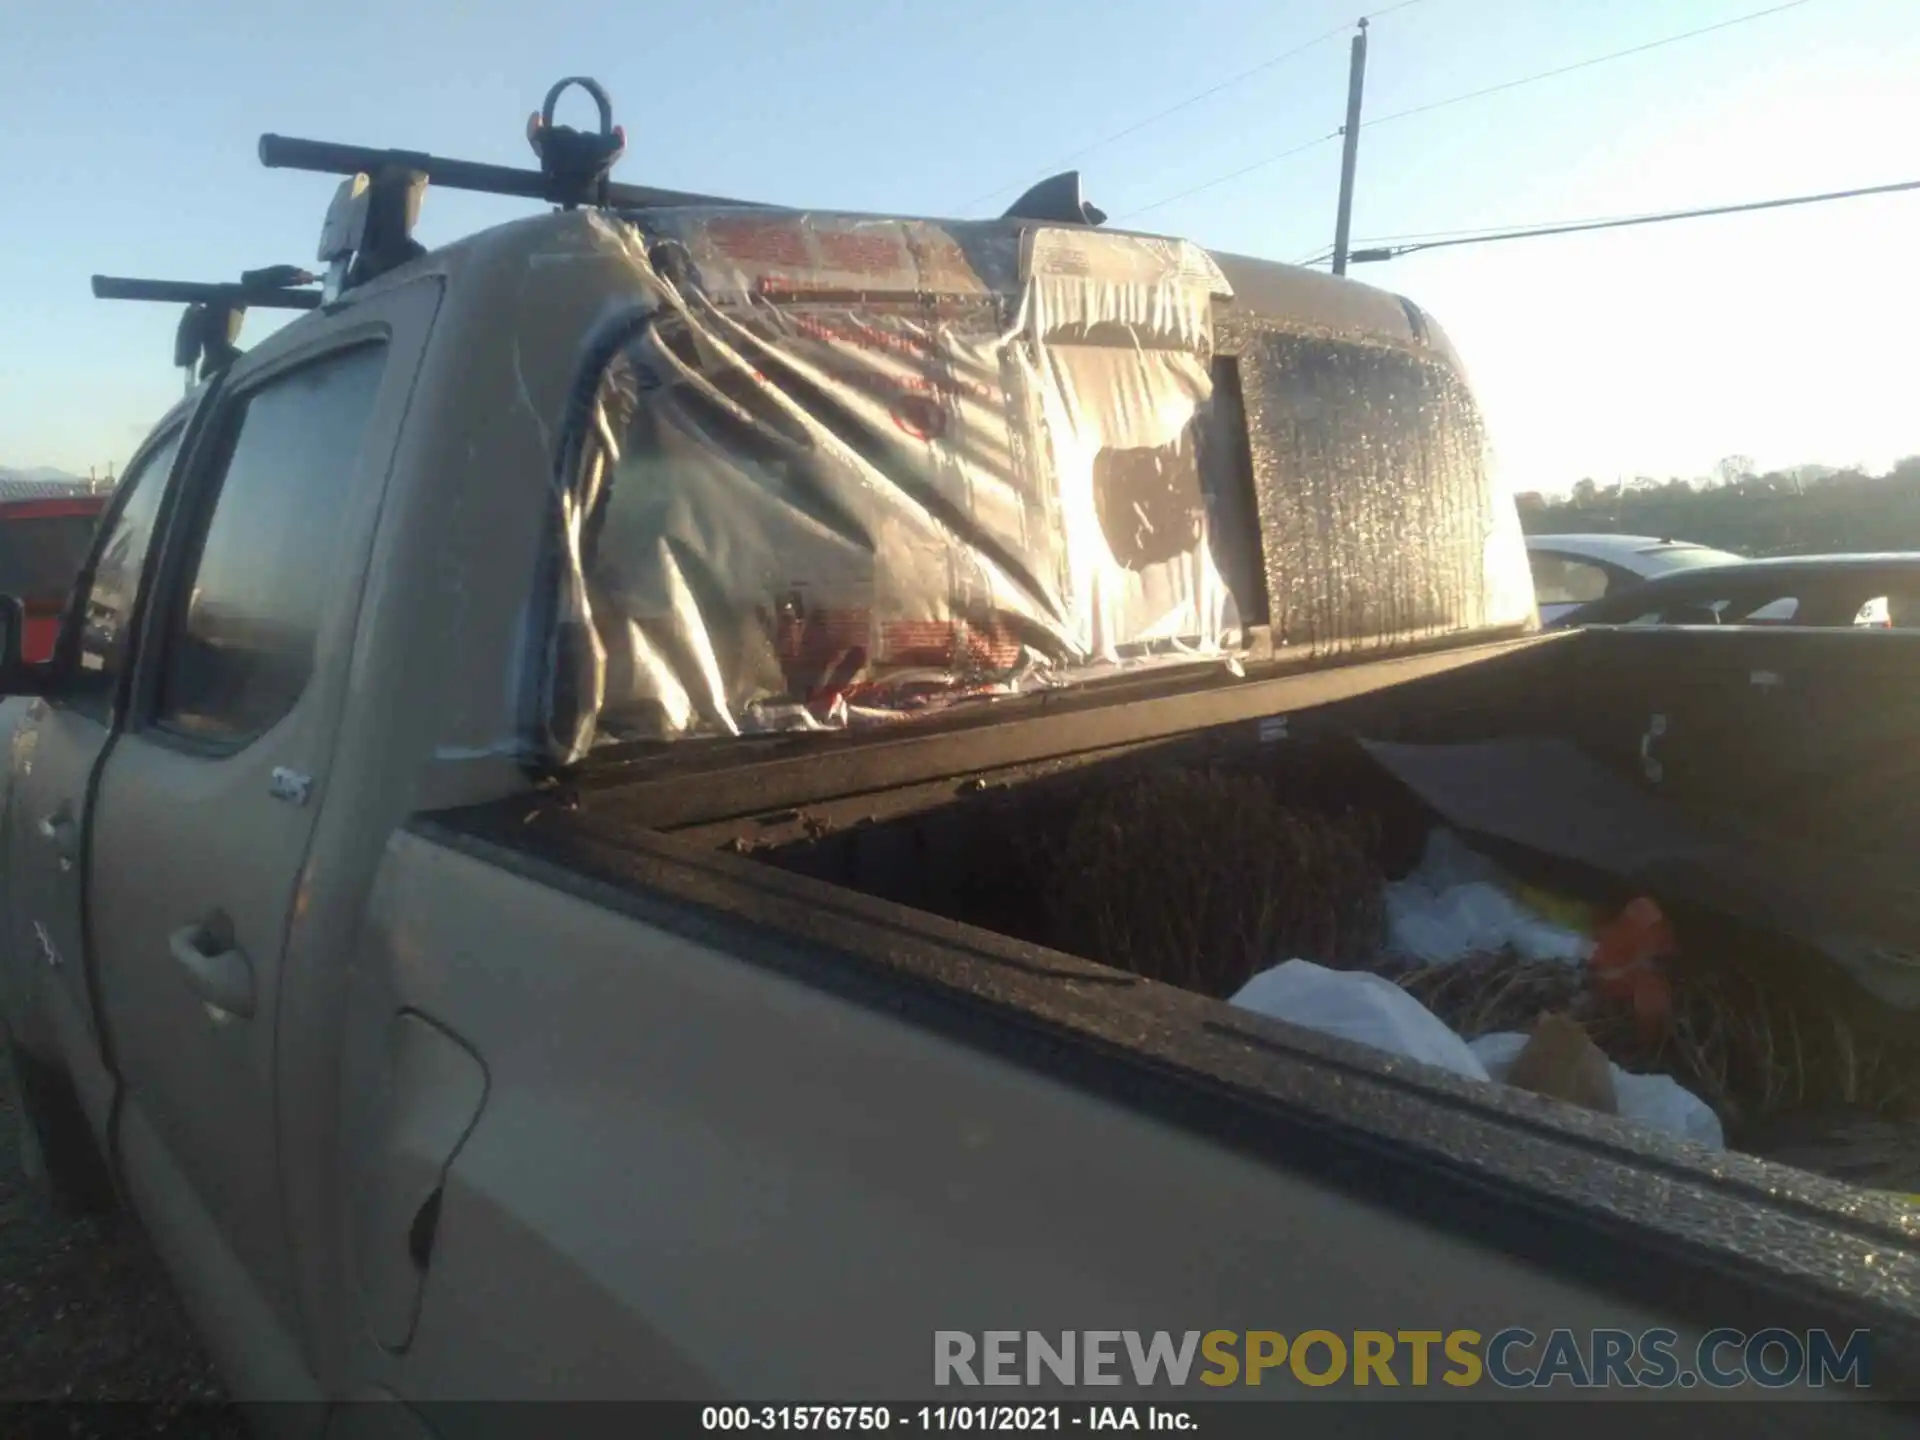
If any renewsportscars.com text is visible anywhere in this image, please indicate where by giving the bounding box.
[933,1328,1872,1390]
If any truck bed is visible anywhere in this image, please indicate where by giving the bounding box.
[399,627,1920,1399]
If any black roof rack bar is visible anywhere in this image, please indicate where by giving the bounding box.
[92,269,323,388]
[258,133,774,214]
[91,275,323,310]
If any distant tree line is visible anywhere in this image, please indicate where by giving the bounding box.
[1515,455,1920,557]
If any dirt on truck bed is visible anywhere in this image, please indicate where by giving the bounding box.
[0,1064,242,1437]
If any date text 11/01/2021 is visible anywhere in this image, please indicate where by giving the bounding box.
[701,1408,1187,1432]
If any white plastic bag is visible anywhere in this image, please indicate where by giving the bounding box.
[1466,1032,1530,1075]
[1469,1032,1725,1151]
[1384,830,1593,967]
[1612,1068,1726,1151]
[1231,960,1491,1083]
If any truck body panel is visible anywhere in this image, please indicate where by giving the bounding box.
[341,831,1709,1401]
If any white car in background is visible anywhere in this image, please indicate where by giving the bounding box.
[1525,533,1745,625]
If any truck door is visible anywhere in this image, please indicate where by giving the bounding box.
[4,414,196,1132]
[84,283,436,1391]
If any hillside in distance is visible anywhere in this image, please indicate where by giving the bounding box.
[1518,455,1920,558]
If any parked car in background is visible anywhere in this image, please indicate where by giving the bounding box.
[0,494,109,662]
[1525,533,1743,625]
[1549,552,1920,630]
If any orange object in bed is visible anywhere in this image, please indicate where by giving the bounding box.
[1590,897,1676,1040]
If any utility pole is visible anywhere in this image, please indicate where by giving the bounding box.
[1330,18,1370,276]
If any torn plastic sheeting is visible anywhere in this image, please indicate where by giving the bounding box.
[541,210,1254,753]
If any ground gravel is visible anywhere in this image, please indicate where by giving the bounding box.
[0,1061,247,1437]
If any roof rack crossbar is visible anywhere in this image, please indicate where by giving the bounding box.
[90,275,323,310]
[258,132,773,214]
[91,269,321,390]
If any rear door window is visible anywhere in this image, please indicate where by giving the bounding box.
[1647,593,1796,625]
[1729,595,1799,623]
[1529,553,1612,606]
[152,344,388,747]
[73,427,187,720]
[1654,600,1725,626]
[1882,592,1920,629]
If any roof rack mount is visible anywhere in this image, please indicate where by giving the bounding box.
[96,77,1114,383]
[259,132,771,215]
[266,77,779,301]
[91,269,321,390]
[259,79,770,215]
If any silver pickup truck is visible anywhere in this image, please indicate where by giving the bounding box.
[2,86,1915,1437]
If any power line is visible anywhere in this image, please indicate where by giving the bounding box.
[1348,176,1920,262]
[1114,132,1341,222]
[1351,208,1665,245]
[957,31,1342,210]
[960,2,1430,213]
[1362,0,1819,131]
[1117,0,1819,225]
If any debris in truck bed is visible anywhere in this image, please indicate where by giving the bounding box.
[1215,817,1920,1170]
[1371,830,1920,1138]
[1361,736,1920,1014]
[744,728,1920,1188]
[1378,827,1592,968]
[1469,1029,1724,1148]
[1497,1013,1619,1116]
[1046,766,1386,998]
[1404,927,1919,1133]
[1231,959,1491,1082]
[1739,1111,1920,1196]
[1652,949,1920,1130]
[1227,958,1726,1148]
[1398,952,1587,1038]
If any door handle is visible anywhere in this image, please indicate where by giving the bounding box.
[36,805,78,859]
[168,915,255,1019]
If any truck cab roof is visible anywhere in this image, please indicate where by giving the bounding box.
[284,204,1462,364]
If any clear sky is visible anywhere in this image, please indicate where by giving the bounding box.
[3,0,1915,495]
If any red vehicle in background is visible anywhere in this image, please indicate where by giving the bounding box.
[0,494,109,663]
